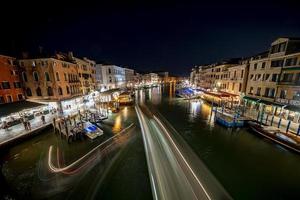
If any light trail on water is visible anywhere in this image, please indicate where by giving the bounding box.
[136,105,232,200]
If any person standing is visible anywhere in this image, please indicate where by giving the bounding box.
[27,121,31,131]
[41,115,46,124]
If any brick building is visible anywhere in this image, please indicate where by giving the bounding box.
[0,55,24,104]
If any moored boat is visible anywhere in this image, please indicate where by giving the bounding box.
[83,122,104,139]
[248,121,300,153]
[215,110,244,128]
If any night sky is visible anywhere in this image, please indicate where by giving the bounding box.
[1,0,300,75]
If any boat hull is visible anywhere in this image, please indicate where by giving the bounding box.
[248,122,300,154]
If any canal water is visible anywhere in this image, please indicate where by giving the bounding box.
[2,84,300,199]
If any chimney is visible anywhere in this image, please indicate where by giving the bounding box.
[68,51,74,60]
[38,46,43,54]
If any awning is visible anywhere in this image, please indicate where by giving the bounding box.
[282,67,300,71]
[204,91,230,98]
[243,96,284,107]
[284,105,300,112]
[99,88,120,96]
[0,101,45,117]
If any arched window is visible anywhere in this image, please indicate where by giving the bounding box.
[47,87,53,96]
[56,72,60,81]
[45,72,50,81]
[58,87,63,95]
[22,72,28,82]
[33,71,39,81]
[26,88,32,96]
[36,87,42,96]
[66,86,70,94]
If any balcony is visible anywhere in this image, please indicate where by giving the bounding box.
[278,81,300,86]
[276,98,300,106]
[68,80,80,83]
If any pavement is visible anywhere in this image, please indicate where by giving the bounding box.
[0,113,57,146]
[0,102,111,147]
[244,109,300,134]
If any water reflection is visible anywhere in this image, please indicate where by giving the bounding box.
[151,87,162,105]
[112,115,122,133]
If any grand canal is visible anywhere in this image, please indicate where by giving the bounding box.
[2,84,300,199]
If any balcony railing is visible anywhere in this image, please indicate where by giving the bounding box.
[276,98,300,106]
[68,80,80,83]
[278,81,300,86]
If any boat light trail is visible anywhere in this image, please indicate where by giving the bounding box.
[48,123,134,174]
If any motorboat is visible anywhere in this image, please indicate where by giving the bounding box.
[83,122,104,139]
[215,110,244,128]
[248,121,300,153]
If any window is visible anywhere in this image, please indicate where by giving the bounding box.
[293,91,300,100]
[108,68,111,74]
[282,73,293,82]
[241,70,244,78]
[47,87,53,96]
[36,87,42,96]
[45,72,50,81]
[285,57,298,66]
[56,72,60,81]
[270,42,287,54]
[6,95,12,103]
[109,76,112,83]
[254,63,257,70]
[296,73,300,83]
[26,88,32,96]
[232,83,235,90]
[271,59,284,67]
[257,74,261,80]
[0,96,4,104]
[265,74,270,81]
[261,62,265,69]
[58,87,63,95]
[239,83,242,92]
[66,86,70,94]
[18,94,23,100]
[264,88,270,97]
[269,88,275,98]
[256,87,261,96]
[64,73,67,81]
[22,72,28,82]
[250,74,254,80]
[33,71,39,81]
[249,87,254,94]
[13,82,21,88]
[271,74,278,82]
[280,89,287,99]
[2,81,10,89]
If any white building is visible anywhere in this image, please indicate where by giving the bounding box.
[124,68,135,87]
[95,64,126,91]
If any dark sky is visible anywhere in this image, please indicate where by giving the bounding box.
[1,0,300,75]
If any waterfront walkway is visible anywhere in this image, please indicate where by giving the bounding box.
[244,109,300,134]
[0,113,57,147]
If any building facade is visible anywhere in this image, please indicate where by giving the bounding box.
[74,57,96,95]
[0,55,24,104]
[124,68,135,88]
[95,64,126,91]
[19,52,81,102]
[142,73,159,85]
